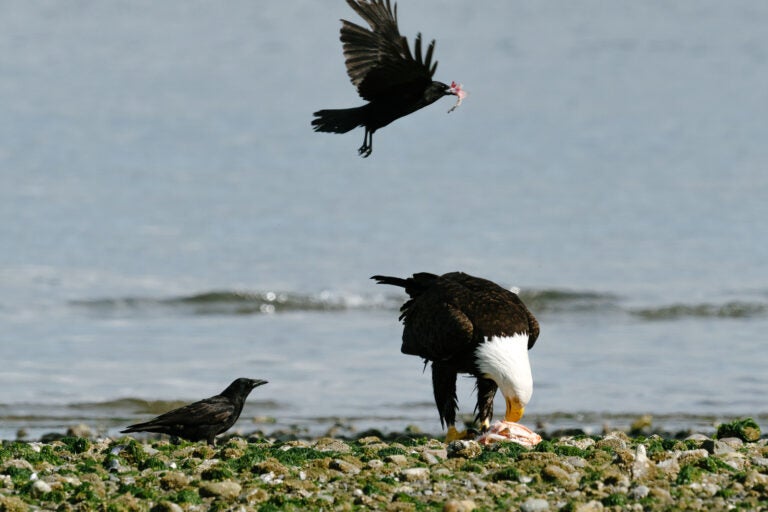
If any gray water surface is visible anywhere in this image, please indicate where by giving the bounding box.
[1,1,767,440]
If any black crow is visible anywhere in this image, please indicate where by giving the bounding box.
[372,272,539,442]
[121,378,267,446]
[312,0,466,157]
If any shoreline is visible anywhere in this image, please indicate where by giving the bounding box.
[1,420,765,511]
[5,410,767,446]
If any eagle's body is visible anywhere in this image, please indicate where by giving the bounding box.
[121,378,267,446]
[312,0,464,157]
[373,272,539,441]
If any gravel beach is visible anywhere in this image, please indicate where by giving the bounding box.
[1,420,766,511]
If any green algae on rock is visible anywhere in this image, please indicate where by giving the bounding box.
[0,430,767,511]
[716,417,761,442]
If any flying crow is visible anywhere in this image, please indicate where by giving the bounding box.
[312,0,466,157]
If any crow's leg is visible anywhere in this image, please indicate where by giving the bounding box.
[358,128,373,157]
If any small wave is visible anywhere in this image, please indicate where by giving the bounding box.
[630,301,768,320]
[68,289,768,322]
[519,289,622,313]
[69,290,388,317]
[69,288,622,317]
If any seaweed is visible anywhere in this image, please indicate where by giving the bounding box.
[716,418,761,442]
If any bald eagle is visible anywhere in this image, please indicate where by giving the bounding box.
[372,272,539,441]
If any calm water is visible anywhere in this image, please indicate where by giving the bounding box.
[1,1,767,440]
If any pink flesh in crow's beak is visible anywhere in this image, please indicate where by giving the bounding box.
[447,81,467,113]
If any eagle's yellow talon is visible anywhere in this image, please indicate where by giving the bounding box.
[446,426,470,442]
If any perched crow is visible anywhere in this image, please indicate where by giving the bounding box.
[121,378,267,446]
[372,272,539,442]
[312,0,466,157]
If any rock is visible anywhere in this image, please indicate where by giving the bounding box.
[330,459,360,475]
[400,467,430,482]
[595,432,628,452]
[367,459,384,469]
[198,480,242,500]
[631,444,654,480]
[685,433,710,441]
[715,417,761,442]
[66,423,93,438]
[629,485,650,499]
[744,470,768,489]
[314,437,352,453]
[690,481,720,496]
[152,502,184,512]
[630,414,653,434]
[443,499,477,512]
[420,451,440,465]
[649,486,674,504]
[718,437,744,448]
[31,480,52,496]
[656,456,680,477]
[2,459,34,472]
[751,456,768,468]
[253,459,289,476]
[702,439,736,455]
[563,437,595,450]
[0,495,28,512]
[520,497,549,512]
[542,464,573,485]
[564,456,587,468]
[385,454,409,466]
[574,501,604,512]
[677,449,709,465]
[244,488,270,505]
[447,440,482,459]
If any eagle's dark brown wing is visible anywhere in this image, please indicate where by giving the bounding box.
[398,272,538,361]
[340,0,438,101]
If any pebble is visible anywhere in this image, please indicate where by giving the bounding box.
[447,440,482,459]
[385,454,409,466]
[152,502,183,512]
[160,472,189,491]
[631,444,653,480]
[31,480,52,496]
[703,439,736,455]
[542,464,572,485]
[198,480,242,500]
[596,431,629,451]
[574,501,604,512]
[313,437,352,453]
[400,467,430,482]
[744,470,768,488]
[330,459,360,475]
[520,497,550,512]
[443,499,476,512]
[66,423,93,438]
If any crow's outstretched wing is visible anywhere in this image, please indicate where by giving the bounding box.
[341,0,438,101]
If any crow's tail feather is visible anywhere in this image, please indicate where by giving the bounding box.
[312,106,366,133]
